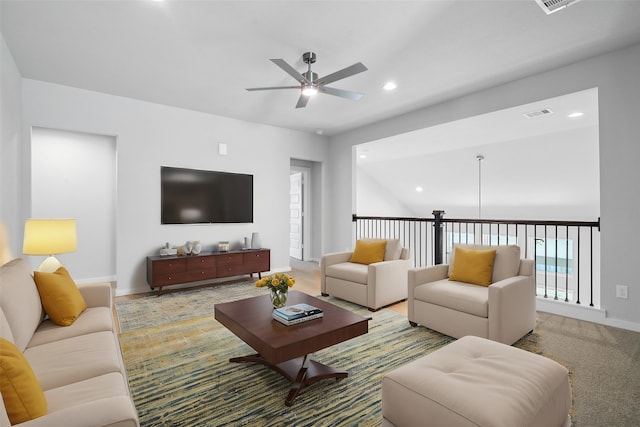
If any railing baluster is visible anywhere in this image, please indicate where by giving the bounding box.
[352,213,599,307]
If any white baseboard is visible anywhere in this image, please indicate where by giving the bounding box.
[536,297,640,332]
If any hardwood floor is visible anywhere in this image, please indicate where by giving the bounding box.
[115,258,407,315]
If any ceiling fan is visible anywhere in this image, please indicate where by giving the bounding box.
[246,51,368,109]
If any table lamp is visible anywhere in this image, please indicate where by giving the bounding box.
[23,218,77,272]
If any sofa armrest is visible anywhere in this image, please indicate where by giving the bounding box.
[78,282,113,309]
[488,275,536,344]
[320,251,353,293]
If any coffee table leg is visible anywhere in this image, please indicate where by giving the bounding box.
[229,353,348,406]
[285,354,310,406]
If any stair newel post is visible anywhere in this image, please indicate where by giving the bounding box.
[433,210,446,265]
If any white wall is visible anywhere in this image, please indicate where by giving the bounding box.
[328,42,640,329]
[357,167,417,217]
[0,35,22,256]
[20,79,329,294]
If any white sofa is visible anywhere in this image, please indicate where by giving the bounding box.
[408,244,536,345]
[0,258,139,427]
[321,239,411,311]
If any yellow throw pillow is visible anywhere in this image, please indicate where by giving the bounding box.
[0,338,48,424]
[449,247,497,287]
[350,239,387,265]
[34,267,87,326]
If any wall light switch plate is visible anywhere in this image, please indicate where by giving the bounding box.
[616,285,628,299]
[218,143,227,156]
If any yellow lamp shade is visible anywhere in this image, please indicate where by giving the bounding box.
[23,219,77,255]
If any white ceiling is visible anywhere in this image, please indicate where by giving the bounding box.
[2,0,640,136]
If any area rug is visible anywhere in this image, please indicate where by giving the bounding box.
[116,283,543,426]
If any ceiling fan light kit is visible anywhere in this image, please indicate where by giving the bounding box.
[246,51,367,108]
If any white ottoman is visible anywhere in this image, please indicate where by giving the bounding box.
[382,335,571,427]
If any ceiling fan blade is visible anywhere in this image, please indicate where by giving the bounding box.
[270,59,309,84]
[295,94,310,109]
[319,86,364,101]
[316,62,368,86]
[246,86,300,91]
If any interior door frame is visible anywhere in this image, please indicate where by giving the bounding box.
[290,165,311,261]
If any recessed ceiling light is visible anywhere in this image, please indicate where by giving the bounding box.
[383,82,397,91]
[416,186,423,192]
[568,112,584,118]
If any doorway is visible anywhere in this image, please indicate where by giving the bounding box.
[289,166,311,260]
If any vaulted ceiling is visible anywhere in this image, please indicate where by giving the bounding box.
[2,0,640,136]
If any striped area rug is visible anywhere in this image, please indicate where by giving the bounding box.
[116,283,541,426]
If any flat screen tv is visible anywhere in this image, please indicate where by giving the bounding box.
[161,166,253,224]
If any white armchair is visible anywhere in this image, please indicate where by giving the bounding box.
[321,239,411,311]
[408,244,536,345]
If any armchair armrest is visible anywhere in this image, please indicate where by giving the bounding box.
[407,265,449,320]
[408,265,449,291]
[78,282,113,308]
[367,259,412,309]
[488,275,536,344]
[320,251,353,293]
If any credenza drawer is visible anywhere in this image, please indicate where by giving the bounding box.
[216,253,243,266]
[184,267,217,282]
[153,258,186,274]
[186,256,216,269]
[242,250,269,266]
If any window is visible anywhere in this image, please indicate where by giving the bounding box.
[534,238,573,275]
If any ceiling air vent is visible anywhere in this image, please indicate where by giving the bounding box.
[523,108,554,119]
[534,0,584,15]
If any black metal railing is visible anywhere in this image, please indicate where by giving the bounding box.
[353,211,601,308]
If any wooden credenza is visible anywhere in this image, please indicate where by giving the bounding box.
[146,249,270,294]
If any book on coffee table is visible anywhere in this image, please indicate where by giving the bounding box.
[274,303,323,320]
[272,310,324,326]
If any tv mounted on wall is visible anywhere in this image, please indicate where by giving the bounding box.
[161,166,253,224]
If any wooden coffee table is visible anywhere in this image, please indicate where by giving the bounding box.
[214,290,368,406]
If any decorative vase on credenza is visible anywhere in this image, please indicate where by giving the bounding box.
[251,232,261,249]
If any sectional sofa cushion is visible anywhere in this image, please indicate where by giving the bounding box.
[0,338,47,424]
[0,259,45,351]
[24,331,124,390]
[448,247,496,286]
[28,306,114,348]
[43,372,139,426]
[34,267,87,326]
